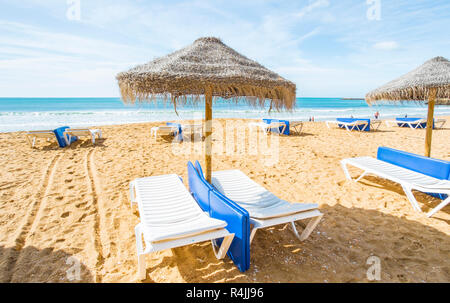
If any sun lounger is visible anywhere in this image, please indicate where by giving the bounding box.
[130,174,235,279]
[26,126,77,148]
[181,124,203,139]
[326,119,369,132]
[263,119,292,135]
[188,161,250,272]
[341,147,450,217]
[288,120,304,134]
[385,118,446,129]
[63,128,102,145]
[150,125,181,140]
[248,121,287,135]
[26,130,58,148]
[190,162,322,245]
[210,170,323,243]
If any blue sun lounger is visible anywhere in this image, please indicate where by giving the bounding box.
[188,161,250,272]
[342,147,450,217]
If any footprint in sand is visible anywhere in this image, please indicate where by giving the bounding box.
[61,211,71,218]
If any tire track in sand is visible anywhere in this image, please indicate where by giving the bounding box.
[85,149,113,282]
[3,154,60,282]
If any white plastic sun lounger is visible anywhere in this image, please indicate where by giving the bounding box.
[181,124,203,139]
[435,119,447,129]
[341,157,450,217]
[248,121,287,135]
[325,120,369,132]
[288,120,304,134]
[211,170,323,244]
[385,118,446,129]
[371,120,382,130]
[63,128,102,145]
[26,130,57,148]
[150,125,180,139]
[130,174,234,280]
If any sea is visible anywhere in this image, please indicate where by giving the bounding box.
[1,97,449,133]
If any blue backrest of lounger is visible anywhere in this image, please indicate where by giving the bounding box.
[263,119,290,135]
[336,118,371,131]
[377,147,450,180]
[188,161,250,272]
[166,122,183,141]
[53,126,77,148]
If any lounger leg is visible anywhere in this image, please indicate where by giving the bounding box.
[32,137,36,148]
[427,196,450,218]
[298,215,323,241]
[129,182,137,208]
[355,171,367,182]
[249,228,258,244]
[211,234,235,259]
[341,161,352,181]
[91,133,96,144]
[135,224,147,280]
[401,185,422,212]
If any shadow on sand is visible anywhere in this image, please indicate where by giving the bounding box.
[0,245,94,283]
[139,201,449,283]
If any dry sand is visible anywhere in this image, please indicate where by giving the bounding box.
[0,117,449,283]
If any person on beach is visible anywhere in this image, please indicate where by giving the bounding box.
[374,111,380,119]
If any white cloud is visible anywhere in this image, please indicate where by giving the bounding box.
[373,41,399,51]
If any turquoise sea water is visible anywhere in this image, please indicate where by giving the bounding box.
[0,97,449,133]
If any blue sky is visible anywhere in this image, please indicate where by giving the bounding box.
[0,0,449,98]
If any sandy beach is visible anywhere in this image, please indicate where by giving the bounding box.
[0,117,449,283]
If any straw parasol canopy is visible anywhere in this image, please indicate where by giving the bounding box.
[117,37,296,111]
[366,56,450,104]
[117,37,296,181]
[365,56,450,157]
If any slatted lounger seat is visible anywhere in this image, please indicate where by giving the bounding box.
[210,170,323,243]
[326,119,370,132]
[341,147,450,217]
[130,174,234,279]
[64,128,102,145]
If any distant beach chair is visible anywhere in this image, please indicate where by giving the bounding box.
[385,118,446,129]
[150,124,181,140]
[326,119,370,132]
[193,163,323,244]
[63,128,102,145]
[288,120,304,134]
[26,130,58,148]
[181,124,203,139]
[26,126,77,148]
[130,174,235,280]
[341,147,450,217]
[248,121,287,135]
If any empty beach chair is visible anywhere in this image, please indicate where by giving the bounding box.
[326,119,369,132]
[341,147,450,217]
[26,126,76,148]
[248,121,287,135]
[63,128,102,145]
[288,120,304,134]
[130,174,235,279]
[193,163,323,244]
[26,130,58,148]
[150,125,181,140]
[435,119,447,129]
[181,124,203,139]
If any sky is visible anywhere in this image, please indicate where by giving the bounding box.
[0,0,449,98]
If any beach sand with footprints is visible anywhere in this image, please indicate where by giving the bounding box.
[0,118,449,282]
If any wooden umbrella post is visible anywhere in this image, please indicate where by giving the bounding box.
[205,88,213,183]
[425,87,437,157]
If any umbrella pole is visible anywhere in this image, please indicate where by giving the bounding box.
[425,87,437,157]
[205,88,213,183]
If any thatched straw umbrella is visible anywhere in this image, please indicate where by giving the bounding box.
[117,37,296,181]
[366,56,450,157]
